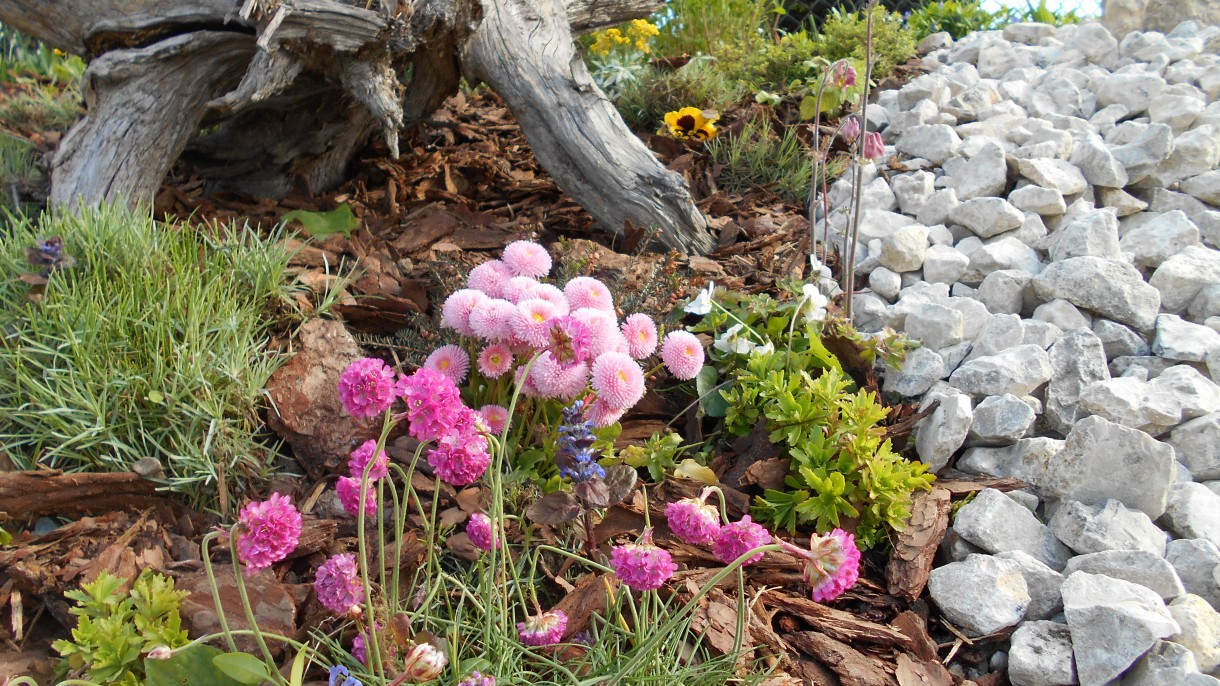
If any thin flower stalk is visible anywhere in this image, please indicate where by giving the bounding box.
[842,0,880,321]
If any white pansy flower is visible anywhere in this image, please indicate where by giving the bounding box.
[801,283,830,323]
[713,323,755,355]
[683,280,715,316]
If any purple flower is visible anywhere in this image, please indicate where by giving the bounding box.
[466,512,498,551]
[329,665,361,686]
[458,671,496,686]
[315,553,363,615]
[832,61,857,88]
[840,116,861,143]
[236,493,302,576]
[337,358,398,418]
[712,515,770,567]
[665,488,721,546]
[348,440,389,482]
[517,609,567,646]
[609,529,678,591]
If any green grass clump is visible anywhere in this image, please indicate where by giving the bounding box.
[614,59,745,132]
[0,204,293,510]
[0,133,38,187]
[707,116,845,204]
[810,6,917,81]
[906,0,998,40]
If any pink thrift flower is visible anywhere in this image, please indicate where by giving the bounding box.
[427,408,492,486]
[526,283,568,311]
[351,624,390,666]
[314,553,363,615]
[712,515,771,567]
[337,476,378,518]
[348,439,389,481]
[503,240,553,278]
[621,314,658,359]
[424,344,471,385]
[547,316,593,367]
[502,276,542,304]
[590,352,645,411]
[665,488,721,545]
[779,529,861,603]
[467,511,499,551]
[397,368,464,443]
[468,260,514,298]
[479,404,509,435]
[511,298,562,348]
[236,493,302,576]
[469,298,517,341]
[517,609,567,646]
[609,529,678,591]
[477,343,514,378]
[863,131,885,160]
[564,277,614,313]
[661,331,704,380]
[337,358,398,418]
[401,642,447,682]
[458,672,496,686]
[585,397,625,428]
[441,289,488,336]
[840,116,861,143]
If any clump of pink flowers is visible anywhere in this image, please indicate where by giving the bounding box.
[337,358,398,418]
[466,512,498,551]
[778,528,861,602]
[348,440,389,481]
[609,528,678,591]
[314,553,363,616]
[712,515,771,567]
[517,609,568,646]
[665,488,721,545]
[236,493,302,576]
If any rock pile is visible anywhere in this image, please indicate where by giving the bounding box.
[825,17,1220,686]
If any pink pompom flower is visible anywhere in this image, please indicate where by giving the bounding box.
[547,316,593,368]
[441,289,488,336]
[477,343,514,378]
[427,408,492,486]
[526,282,567,311]
[236,493,302,576]
[458,672,496,686]
[397,368,464,443]
[529,353,588,400]
[511,298,562,348]
[585,398,626,428]
[478,404,509,435]
[621,313,658,359]
[665,488,721,546]
[564,277,614,313]
[468,260,514,298]
[712,515,771,567]
[337,477,378,518]
[469,298,517,341]
[348,440,389,482]
[778,529,861,602]
[337,358,398,418]
[570,308,621,359]
[503,240,553,278]
[590,351,645,411]
[862,131,885,160]
[661,331,704,380]
[517,609,567,646]
[314,553,363,616]
[609,529,678,591]
[501,276,541,304]
[466,511,499,551]
[424,345,471,385]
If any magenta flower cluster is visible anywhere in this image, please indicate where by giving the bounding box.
[664,488,721,546]
[236,493,302,576]
[336,358,398,418]
[466,511,498,551]
[517,609,568,646]
[779,528,861,603]
[314,553,363,616]
[608,529,678,591]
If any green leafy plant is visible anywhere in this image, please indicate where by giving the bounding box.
[809,6,917,81]
[795,57,865,119]
[53,570,191,685]
[906,0,998,40]
[613,59,745,132]
[713,31,820,94]
[649,0,773,57]
[1004,0,1081,25]
[612,430,693,482]
[707,116,845,204]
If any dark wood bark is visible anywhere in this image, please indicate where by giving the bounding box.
[0,470,177,518]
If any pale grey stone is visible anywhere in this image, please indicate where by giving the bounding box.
[1065,551,1186,601]
[917,31,952,53]
[1009,620,1077,686]
[1005,22,1056,45]
[977,269,1034,315]
[1168,413,1220,480]
[955,488,1072,571]
[950,344,1053,397]
[1108,355,1179,381]
[1182,171,1220,206]
[878,224,929,273]
[918,188,960,227]
[970,237,1044,277]
[1098,187,1149,217]
[1122,640,1203,686]
[1121,211,1202,270]
[1010,185,1068,216]
[1094,71,1167,116]
[1046,329,1111,436]
[1163,482,1220,550]
[996,550,1066,621]
[1150,246,1220,315]
[1093,319,1151,360]
[1167,594,1220,672]
[939,527,986,564]
[891,170,936,216]
[897,124,962,166]
[1033,257,1162,331]
[922,244,971,284]
[1071,136,1130,188]
[967,313,1026,361]
[938,341,972,373]
[928,554,1031,636]
[1150,94,1206,134]
[1149,366,1220,420]
[1061,572,1180,686]
[897,73,952,111]
[1029,73,1086,119]
[1008,488,1041,512]
[906,303,965,350]
[1153,314,1220,363]
[1065,22,1119,66]
[883,345,946,397]
[1046,210,1124,263]
[1014,157,1089,195]
[943,295,991,342]
[915,388,973,472]
[1050,499,1169,557]
[951,142,1010,201]
[1043,416,1176,518]
[1077,376,1183,436]
[968,393,1036,446]
[1112,123,1175,185]
[869,266,902,302]
[1165,539,1220,609]
[950,196,1026,238]
[1188,284,1220,324]
[1034,299,1093,331]
[1142,125,1220,189]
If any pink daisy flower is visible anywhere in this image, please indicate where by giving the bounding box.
[585,397,626,428]
[609,528,678,591]
[337,358,398,418]
[466,511,499,551]
[530,353,588,399]
[236,493,302,576]
[778,529,861,603]
[314,553,363,615]
[590,352,645,411]
[348,439,389,482]
[479,404,510,435]
[517,609,567,646]
[502,240,553,278]
[665,488,721,546]
[469,298,517,341]
[712,515,771,567]
[621,313,658,359]
[511,298,563,348]
[513,365,541,398]
[397,368,464,443]
[441,289,488,336]
[502,276,542,304]
[548,316,593,367]
[526,283,568,312]
[564,277,615,313]
[661,331,704,380]
[467,260,514,298]
[424,344,471,385]
[337,476,378,518]
[572,308,627,360]
[477,343,514,378]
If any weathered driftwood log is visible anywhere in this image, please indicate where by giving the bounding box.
[0,0,715,254]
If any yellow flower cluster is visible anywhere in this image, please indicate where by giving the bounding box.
[589,19,659,56]
[659,107,719,140]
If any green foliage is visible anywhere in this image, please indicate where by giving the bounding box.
[795,58,865,120]
[0,25,85,133]
[0,132,38,189]
[649,0,774,57]
[53,570,191,685]
[809,6,917,81]
[713,31,820,94]
[706,116,846,205]
[1002,0,1081,25]
[0,204,293,509]
[613,430,691,482]
[613,59,745,132]
[144,645,251,686]
[906,0,998,40]
[281,203,358,239]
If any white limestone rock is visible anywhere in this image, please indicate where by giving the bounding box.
[951,141,1010,200]
[1009,620,1078,686]
[891,170,936,216]
[967,393,1036,446]
[1150,246,1220,315]
[1098,187,1148,217]
[977,270,1034,315]
[869,267,902,301]
[917,188,960,227]
[1120,211,1201,270]
[905,302,965,351]
[915,388,973,472]
[1182,171,1220,207]
[1043,415,1176,518]
[878,224,930,273]
[928,554,1031,636]
[1094,71,1167,117]
[1168,413,1220,481]
[1165,539,1220,609]
[1077,376,1183,436]
[1162,482,1220,550]
[1111,123,1175,185]
[995,550,1066,621]
[1167,594,1220,672]
[1014,157,1089,195]
[1033,299,1092,332]
[897,124,962,166]
[1050,499,1169,557]
[1122,640,1208,686]
[1045,329,1111,436]
[954,488,1072,571]
[922,244,971,284]
[950,344,1053,398]
[1064,550,1186,601]
[970,237,1044,277]
[950,196,1026,238]
[1153,314,1220,363]
[1071,136,1130,189]
[883,345,946,398]
[1010,185,1068,216]
[1033,257,1161,332]
[1061,572,1180,686]
[1046,210,1124,263]
[1093,319,1150,360]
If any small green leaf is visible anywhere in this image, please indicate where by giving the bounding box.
[146,390,165,405]
[288,649,308,686]
[281,204,358,239]
[212,652,273,685]
[696,366,729,417]
[146,645,244,686]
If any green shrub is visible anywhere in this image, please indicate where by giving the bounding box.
[810,6,917,81]
[650,0,773,57]
[0,132,38,187]
[714,31,821,94]
[1001,0,1081,25]
[614,59,745,132]
[0,205,292,509]
[906,0,998,40]
[707,116,846,205]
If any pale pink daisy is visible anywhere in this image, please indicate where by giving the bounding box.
[778,529,861,603]
[467,260,514,298]
[468,298,517,341]
[590,351,645,411]
[236,493,302,576]
[479,404,510,435]
[337,476,378,518]
[665,488,721,545]
[441,289,488,336]
[502,240,553,278]
[525,283,568,312]
[712,515,771,566]
[501,275,541,304]
[510,298,563,348]
[571,308,620,358]
[513,365,541,398]
[585,397,626,427]
[517,609,567,646]
[530,353,588,399]
[621,313,658,359]
[314,553,363,616]
[337,358,398,418]
[564,276,615,313]
[609,528,678,591]
[424,345,470,384]
[348,439,389,481]
[661,331,704,380]
[477,343,514,378]
[466,511,499,551]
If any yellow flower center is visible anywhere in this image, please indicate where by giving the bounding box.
[617,370,628,383]
[532,312,545,322]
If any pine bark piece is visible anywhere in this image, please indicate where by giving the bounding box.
[786,631,898,686]
[0,470,173,518]
[764,590,916,650]
[885,487,951,601]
